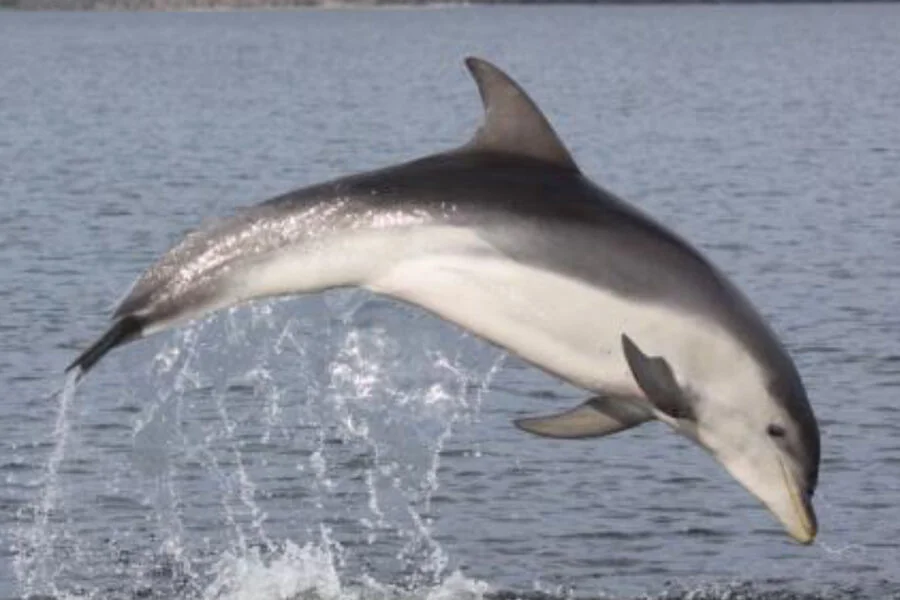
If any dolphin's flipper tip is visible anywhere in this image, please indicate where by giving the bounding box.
[66,315,143,378]
[514,395,652,440]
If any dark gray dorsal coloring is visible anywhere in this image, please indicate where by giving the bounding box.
[621,334,695,421]
[464,57,579,171]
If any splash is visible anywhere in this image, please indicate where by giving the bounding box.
[13,370,79,598]
[15,295,505,599]
[202,535,345,600]
[201,534,491,600]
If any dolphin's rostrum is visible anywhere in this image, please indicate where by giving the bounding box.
[69,57,820,545]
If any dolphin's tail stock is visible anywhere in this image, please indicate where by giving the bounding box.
[66,315,144,380]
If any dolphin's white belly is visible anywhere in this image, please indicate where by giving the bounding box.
[365,227,744,396]
[226,224,755,400]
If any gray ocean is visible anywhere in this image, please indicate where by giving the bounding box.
[2,5,900,599]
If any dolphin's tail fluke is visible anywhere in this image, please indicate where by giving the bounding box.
[66,315,144,378]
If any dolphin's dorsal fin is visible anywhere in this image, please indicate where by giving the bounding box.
[464,57,578,171]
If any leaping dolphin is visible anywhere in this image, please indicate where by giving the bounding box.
[68,57,820,544]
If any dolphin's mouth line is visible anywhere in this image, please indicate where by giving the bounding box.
[777,454,816,545]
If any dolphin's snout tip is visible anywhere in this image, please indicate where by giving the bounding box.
[788,519,816,545]
[794,499,817,545]
[776,457,817,545]
[780,496,816,545]
[786,490,817,545]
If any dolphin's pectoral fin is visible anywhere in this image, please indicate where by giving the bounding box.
[513,394,652,439]
[621,333,694,421]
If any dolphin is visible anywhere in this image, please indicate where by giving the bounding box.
[68,57,819,544]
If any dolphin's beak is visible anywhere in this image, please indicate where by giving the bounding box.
[778,456,817,544]
[709,443,818,545]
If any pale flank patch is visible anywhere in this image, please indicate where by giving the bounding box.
[366,227,764,405]
[138,222,769,425]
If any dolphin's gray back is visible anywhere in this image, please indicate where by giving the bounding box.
[121,150,788,372]
[342,152,814,440]
[286,152,785,352]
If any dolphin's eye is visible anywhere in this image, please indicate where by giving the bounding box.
[767,424,786,438]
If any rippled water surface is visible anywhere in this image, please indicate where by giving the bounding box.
[2,5,900,600]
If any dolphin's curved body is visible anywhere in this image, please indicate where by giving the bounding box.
[69,58,819,544]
